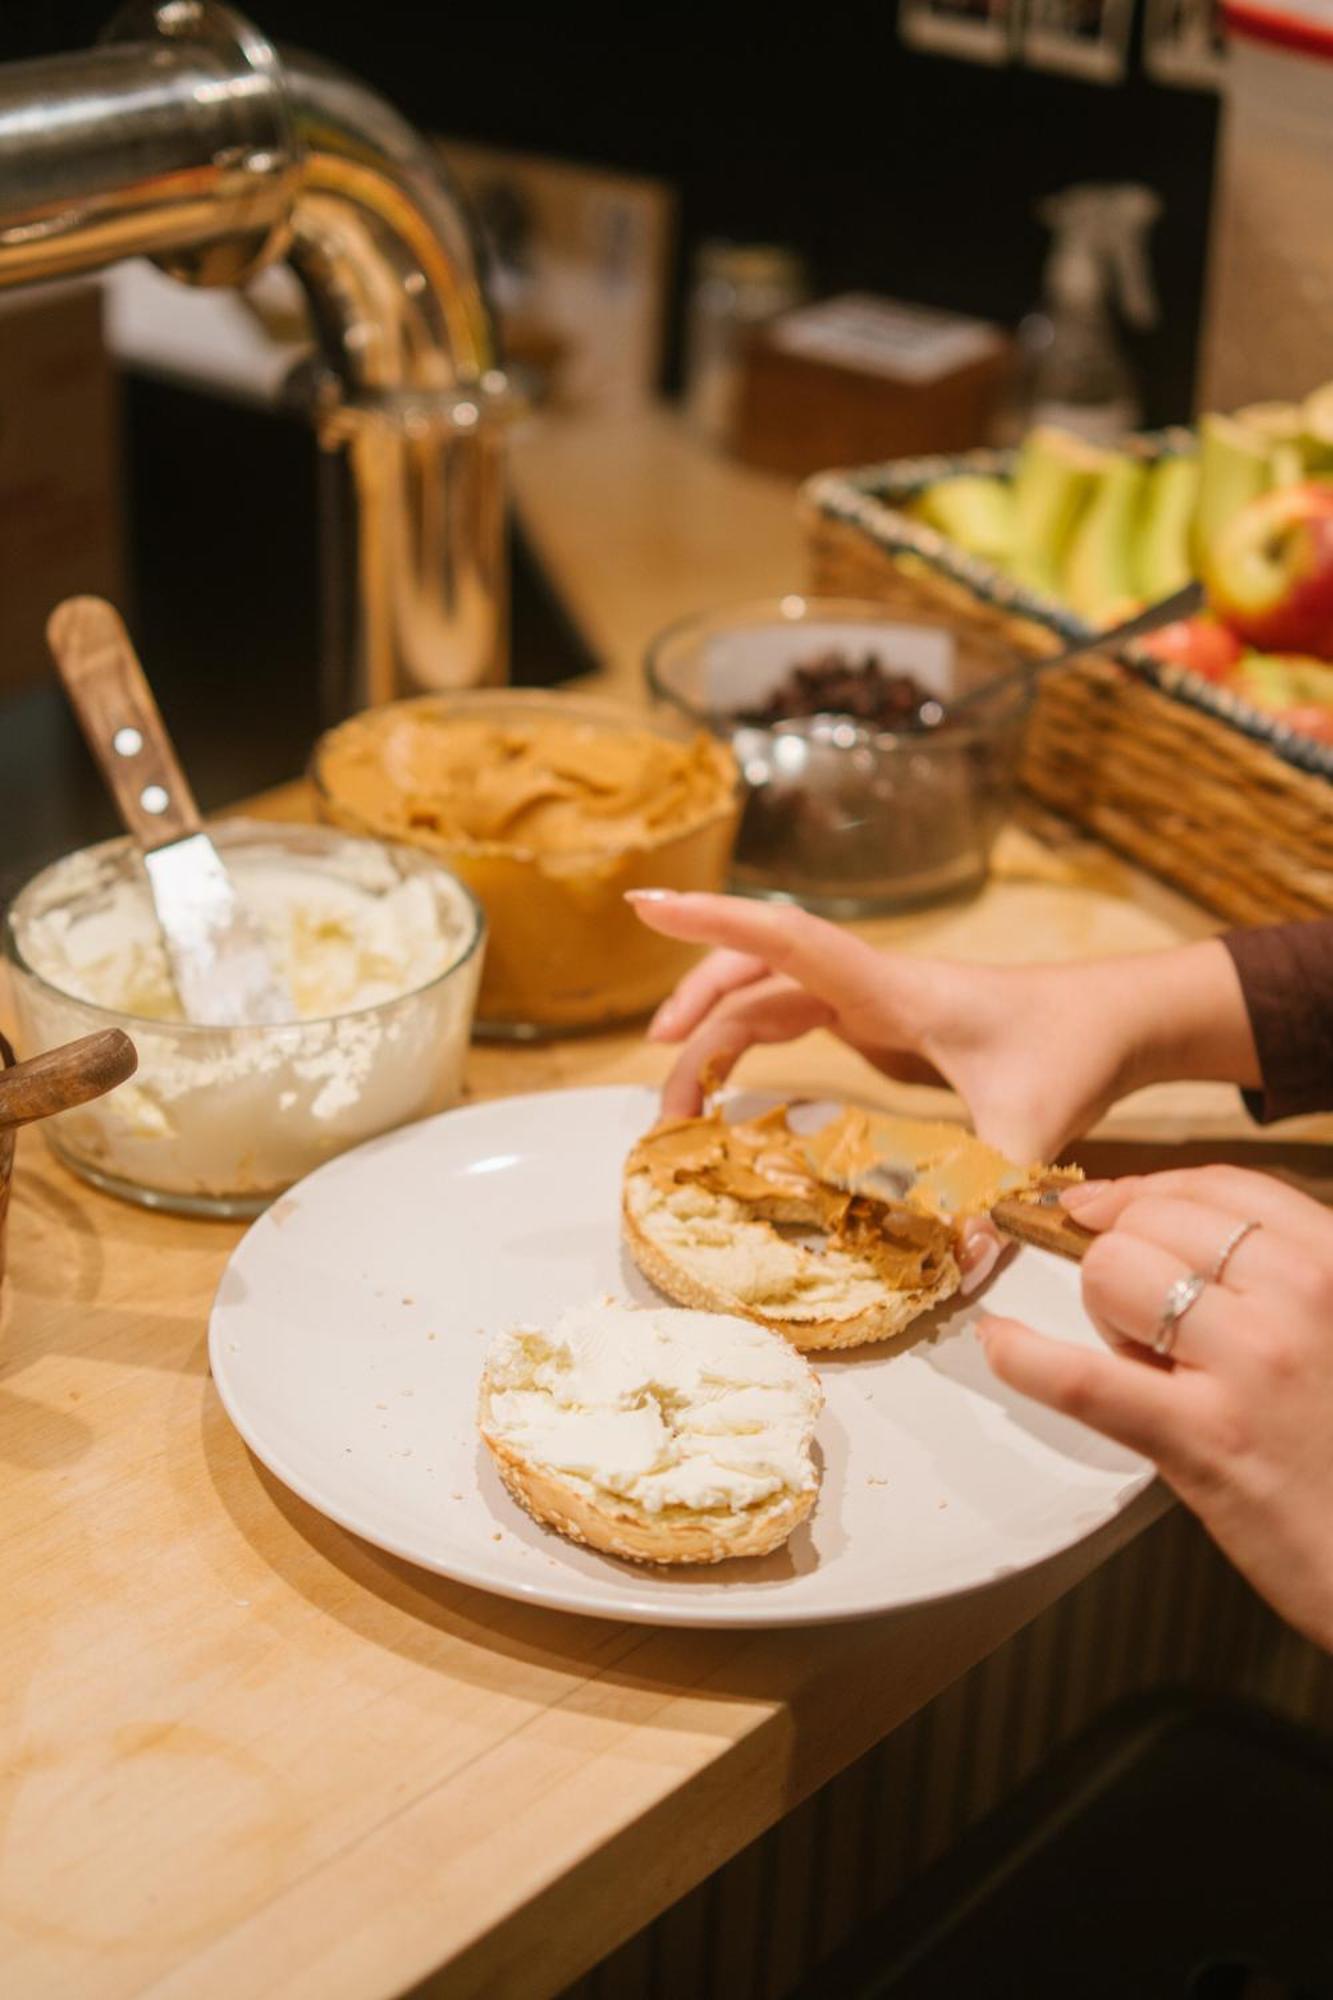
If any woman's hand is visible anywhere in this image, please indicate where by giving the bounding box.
[980,1166,1333,1652]
[630,891,1258,1162]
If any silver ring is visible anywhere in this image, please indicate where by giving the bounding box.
[1152,1271,1207,1358]
[1208,1218,1260,1285]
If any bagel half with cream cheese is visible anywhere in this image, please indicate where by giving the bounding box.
[478,1299,821,1564]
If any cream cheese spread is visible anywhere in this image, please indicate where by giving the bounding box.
[624,1176,895,1318]
[6,826,483,1209]
[481,1300,821,1515]
[17,852,459,1022]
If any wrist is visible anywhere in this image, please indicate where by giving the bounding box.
[1115,939,1262,1094]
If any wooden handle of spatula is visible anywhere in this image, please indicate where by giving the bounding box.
[47,597,202,851]
[991,1194,1093,1262]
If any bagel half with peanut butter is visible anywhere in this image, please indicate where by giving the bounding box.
[623,1103,1081,1352]
[623,1105,963,1350]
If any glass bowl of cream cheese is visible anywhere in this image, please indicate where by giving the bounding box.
[2,820,485,1217]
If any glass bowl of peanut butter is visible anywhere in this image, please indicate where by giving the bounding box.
[313,692,741,1037]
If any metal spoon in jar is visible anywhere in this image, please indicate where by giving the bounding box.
[925,579,1205,729]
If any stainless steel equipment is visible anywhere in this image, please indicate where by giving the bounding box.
[0,0,511,715]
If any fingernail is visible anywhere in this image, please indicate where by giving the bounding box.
[959,1234,1000,1295]
[646,1001,678,1040]
[1061,1180,1111,1210]
[974,1313,997,1348]
[625,888,678,905]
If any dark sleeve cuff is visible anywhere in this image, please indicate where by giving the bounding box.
[1222,923,1333,1124]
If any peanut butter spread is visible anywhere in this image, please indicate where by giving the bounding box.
[631,1107,956,1294]
[802,1107,1074,1219]
[318,708,735,858]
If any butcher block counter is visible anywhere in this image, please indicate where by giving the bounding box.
[3,411,1331,2000]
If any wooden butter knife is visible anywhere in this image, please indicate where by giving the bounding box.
[47,597,294,1028]
[988,1189,1093,1263]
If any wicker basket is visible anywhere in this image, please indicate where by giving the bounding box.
[803,447,1333,925]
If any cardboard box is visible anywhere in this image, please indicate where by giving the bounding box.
[733,293,1013,478]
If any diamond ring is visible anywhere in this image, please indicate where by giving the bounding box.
[1152,1271,1207,1358]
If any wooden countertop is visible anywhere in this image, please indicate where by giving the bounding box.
[509,406,807,696]
[4,412,1331,2000]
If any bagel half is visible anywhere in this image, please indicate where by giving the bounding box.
[478,1301,821,1565]
[623,1107,962,1352]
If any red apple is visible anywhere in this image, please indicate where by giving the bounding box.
[1137,616,1244,681]
[1205,482,1333,658]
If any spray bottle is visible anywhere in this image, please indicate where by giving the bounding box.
[1005,183,1162,446]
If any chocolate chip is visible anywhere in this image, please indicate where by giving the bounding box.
[729,649,944,731]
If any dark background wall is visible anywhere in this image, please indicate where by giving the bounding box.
[7,1,1219,422]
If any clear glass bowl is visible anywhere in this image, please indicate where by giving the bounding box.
[2,821,485,1218]
[312,690,740,1038]
[645,595,1034,916]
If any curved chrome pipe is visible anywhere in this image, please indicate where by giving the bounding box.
[277,49,511,705]
[283,51,492,390]
[0,1,509,711]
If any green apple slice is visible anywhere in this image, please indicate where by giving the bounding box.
[1190,414,1277,572]
[1300,382,1333,472]
[1062,455,1149,624]
[1135,454,1200,601]
[912,475,1016,562]
[1011,429,1105,592]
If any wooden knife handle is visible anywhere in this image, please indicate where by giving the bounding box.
[991,1194,1093,1262]
[0,1030,138,1131]
[46,597,201,851]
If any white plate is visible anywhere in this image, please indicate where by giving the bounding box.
[209,1086,1152,1628]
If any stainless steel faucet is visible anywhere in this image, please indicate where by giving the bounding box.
[0,0,512,716]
